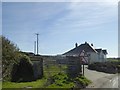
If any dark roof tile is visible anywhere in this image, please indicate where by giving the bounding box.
[102,50,108,54]
[95,49,102,53]
[63,42,97,56]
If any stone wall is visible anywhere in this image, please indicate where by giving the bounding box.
[30,56,43,79]
[66,56,82,78]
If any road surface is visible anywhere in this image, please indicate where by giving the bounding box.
[84,65,119,88]
[100,74,118,88]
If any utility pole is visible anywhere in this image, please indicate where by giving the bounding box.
[34,41,36,54]
[35,33,39,55]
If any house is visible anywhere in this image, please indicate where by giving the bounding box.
[95,49,108,62]
[63,42,108,64]
[95,49,104,62]
[102,50,108,60]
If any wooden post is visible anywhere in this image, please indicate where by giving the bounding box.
[83,64,84,76]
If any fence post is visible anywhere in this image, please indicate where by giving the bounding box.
[83,64,84,76]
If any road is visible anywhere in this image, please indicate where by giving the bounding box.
[100,75,118,88]
[84,65,119,88]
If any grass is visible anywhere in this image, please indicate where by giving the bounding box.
[75,76,91,86]
[107,58,120,62]
[44,65,75,88]
[110,60,120,62]
[2,78,47,88]
[47,83,74,88]
[46,72,75,88]
[0,82,2,89]
[2,65,67,88]
[2,65,91,88]
[43,64,67,78]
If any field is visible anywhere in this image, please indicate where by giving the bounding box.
[107,57,120,61]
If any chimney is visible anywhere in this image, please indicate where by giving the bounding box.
[91,43,93,46]
[75,43,78,48]
[85,42,88,44]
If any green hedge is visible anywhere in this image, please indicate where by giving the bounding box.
[88,62,118,74]
[2,36,20,81]
[11,55,34,82]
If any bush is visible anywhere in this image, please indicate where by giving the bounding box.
[75,76,91,88]
[2,36,20,81]
[11,55,34,82]
[88,62,118,74]
[117,65,120,73]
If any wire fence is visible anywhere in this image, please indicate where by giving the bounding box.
[43,56,82,78]
[43,59,67,78]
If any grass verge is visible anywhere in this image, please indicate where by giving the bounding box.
[2,78,47,88]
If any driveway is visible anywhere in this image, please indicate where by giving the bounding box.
[83,65,118,88]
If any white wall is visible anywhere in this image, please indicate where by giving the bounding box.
[97,51,103,62]
[103,54,107,62]
[87,52,98,64]
[98,51,107,62]
[87,51,107,64]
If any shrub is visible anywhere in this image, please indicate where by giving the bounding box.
[2,36,20,81]
[88,62,118,74]
[56,82,63,86]
[11,55,34,82]
[75,76,91,88]
[62,80,69,84]
[117,65,120,73]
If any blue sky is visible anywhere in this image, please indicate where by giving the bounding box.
[2,2,118,57]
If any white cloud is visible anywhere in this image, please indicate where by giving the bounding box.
[47,2,117,35]
[3,2,117,56]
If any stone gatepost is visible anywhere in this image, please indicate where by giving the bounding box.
[66,56,82,78]
[30,56,43,80]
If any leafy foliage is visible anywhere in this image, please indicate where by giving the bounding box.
[47,72,75,88]
[11,55,34,82]
[88,62,118,74]
[1,36,35,81]
[47,72,91,88]
[75,76,91,88]
[1,36,21,81]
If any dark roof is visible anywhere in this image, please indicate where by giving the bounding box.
[95,49,108,55]
[63,42,97,56]
[95,49,102,53]
[102,50,108,54]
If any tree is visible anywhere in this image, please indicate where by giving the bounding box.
[1,36,20,81]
